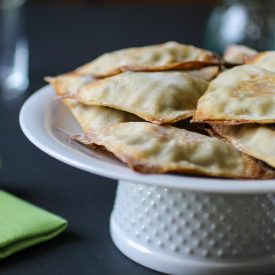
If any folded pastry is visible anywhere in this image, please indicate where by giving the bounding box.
[192,65,275,124]
[205,124,275,169]
[76,41,222,77]
[223,44,257,64]
[72,122,275,179]
[244,51,275,72]
[60,71,209,124]
[183,66,219,81]
[45,74,141,132]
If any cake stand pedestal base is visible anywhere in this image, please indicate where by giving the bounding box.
[110,180,275,275]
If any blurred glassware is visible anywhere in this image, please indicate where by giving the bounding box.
[0,0,28,100]
[204,0,275,54]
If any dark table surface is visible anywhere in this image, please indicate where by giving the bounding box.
[0,4,214,274]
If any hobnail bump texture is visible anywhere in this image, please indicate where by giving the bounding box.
[112,181,275,265]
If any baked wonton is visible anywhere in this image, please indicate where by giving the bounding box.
[60,71,209,124]
[72,122,275,179]
[45,74,141,132]
[192,65,275,125]
[244,51,275,72]
[223,44,257,64]
[206,124,275,169]
[183,66,219,81]
[75,41,222,78]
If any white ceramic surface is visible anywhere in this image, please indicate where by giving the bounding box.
[19,85,275,194]
[111,181,275,275]
[19,85,275,275]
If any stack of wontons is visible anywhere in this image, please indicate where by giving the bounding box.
[45,42,275,179]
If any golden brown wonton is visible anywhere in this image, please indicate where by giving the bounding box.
[205,124,275,169]
[192,65,275,125]
[75,41,223,78]
[60,71,209,124]
[72,122,275,179]
[45,74,142,132]
[244,51,275,72]
[223,44,257,64]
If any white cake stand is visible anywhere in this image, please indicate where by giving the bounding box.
[20,85,275,275]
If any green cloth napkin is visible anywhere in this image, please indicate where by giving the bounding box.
[0,189,68,259]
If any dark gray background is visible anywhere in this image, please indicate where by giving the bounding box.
[0,5,214,274]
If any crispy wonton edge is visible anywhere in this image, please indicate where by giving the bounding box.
[76,61,224,78]
[191,118,275,125]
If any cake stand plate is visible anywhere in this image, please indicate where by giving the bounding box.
[20,85,275,275]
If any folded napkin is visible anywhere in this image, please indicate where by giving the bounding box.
[0,189,67,259]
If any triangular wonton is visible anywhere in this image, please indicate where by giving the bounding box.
[76,41,222,78]
[61,71,209,124]
[45,74,141,132]
[206,123,275,169]
[244,51,275,72]
[192,65,275,125]
[72,122,275,179]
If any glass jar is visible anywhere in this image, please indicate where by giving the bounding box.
[204,0,275,54]
[0,0,28,100]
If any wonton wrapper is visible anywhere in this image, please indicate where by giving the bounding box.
[192,65,275,125]
[61,71,209,124]
[183,66,219,81]
[72,122,275,179]
[205,124,275,169]
[244,51,275,72]
[76,41,222,78]
[223,44,257,64]
[45,74,141,132]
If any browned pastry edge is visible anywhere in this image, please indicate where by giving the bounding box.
[76,61,224,78]
[203,124,236,145]
[191,118,275,125]
[222,62,242,68]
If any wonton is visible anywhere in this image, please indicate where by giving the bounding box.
[61,71,209,124]
[206,124,275,169]
[76,41,222,78]
[72,122,275,179]
[192,65,275,125]
[223,44,257,64]
[244,51,275,72]
[45,74,141,132]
